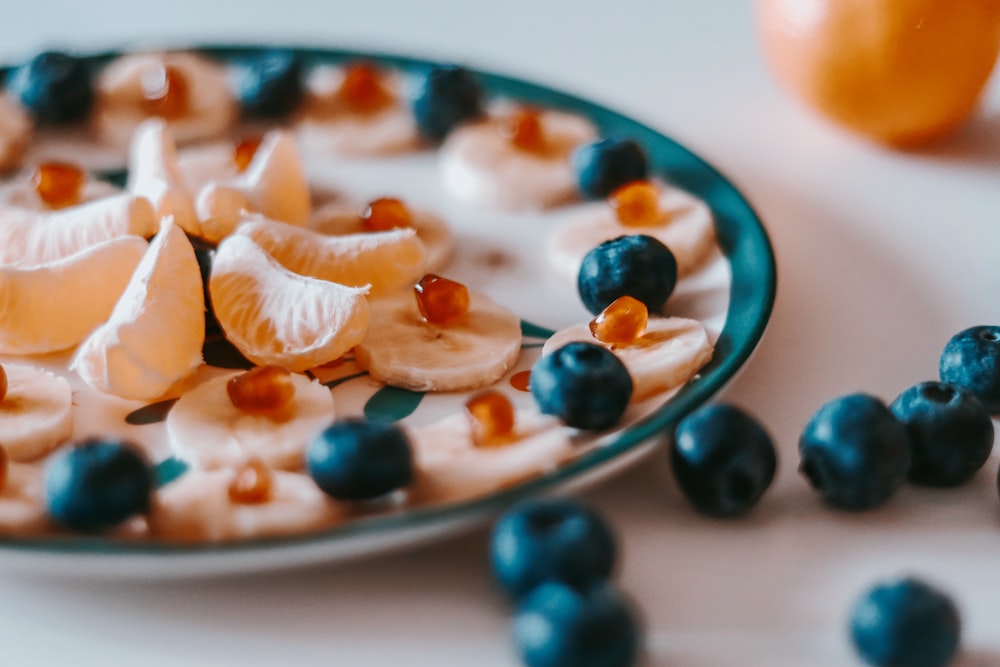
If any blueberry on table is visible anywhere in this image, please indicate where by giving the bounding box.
[531,342,633,430]
[577,234,678,315]
[571,138,648,199]
[411,64,484,142]
[232,48,304,119]
[850,577,961,667]
[513,581,639,667]
[798,393,911,511]
[490,498,617,599]
[44,439,153,533]
[939,325,1000,414]
[6,50,94,124]
[670,403,777,517]
[889,381,993,487]
[306,418,413,501]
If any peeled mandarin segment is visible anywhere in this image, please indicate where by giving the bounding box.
[589,295,648,345]
[0,365,6,402]
[140,63,190,118]
[227,366,296,415]
[32,162,86,210]
[414,274,470,324]
[465,390,516,447]
[233,137,263,173]
[499,107,546,152]
[361,197,412,232]
[610,180,662,227]
[227,459,274,504]
[339,62,392,113]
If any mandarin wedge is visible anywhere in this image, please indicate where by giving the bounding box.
[72,219,206,400]
[126,119,201,236]
[209,234,369,371]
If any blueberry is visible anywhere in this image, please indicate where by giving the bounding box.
[939,325,1000,414]
[306,418,413,501]
[6,50,94,124]
[571,138,649,199]
[490,498,616,599]
[411,64,483,142]
[232,48,304,119]
[44,439,153,532]
[577,235,678,315]
[513,581,639,667]
[188,235,220,335]
[670,403,777,517]
[798,393,911,511]
[889,381,993,487]
[850,577,961,667]
[531,342,633,430]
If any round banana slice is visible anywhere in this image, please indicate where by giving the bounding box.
[295,65,419,156]
[93,51,236,149]
[409,410,575,503]
[0,364,73,462]
[149,468,340,543]
[439,108,596,211]
[548,183,716,278]
[355,290,522,392]
[0,94,30,173]
[542,316,714,402]
[0,462,50,536]
[166,371,335,471]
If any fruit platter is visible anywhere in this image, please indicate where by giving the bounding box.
[0,45,775,576]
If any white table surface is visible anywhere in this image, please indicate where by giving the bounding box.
[2,1,999,665]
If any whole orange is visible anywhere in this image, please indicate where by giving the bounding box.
[755,0,1000,146]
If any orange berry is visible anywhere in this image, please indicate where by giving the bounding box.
[227,365,296,416]
[361,197,413,232]
[499,107,545,152]
[228,458,274,504]
[414,274,470,325]
[339,62,392,113]
[140,63,189,118]
[590,296,648,345]
[233,137,263,173]
[32,161,85,209]
[509,370,532,393]
[609,180,661,227]
[465,389,516,447]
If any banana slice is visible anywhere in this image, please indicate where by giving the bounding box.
[439,108,597,211]
[295,65,419,156]
[93,51,236,149]
[354,290,522,392]
[0,364,73,461]
[166,371,335,471]
[548,183,716,278]
[126,119,200,236]
[409,410,575,503]
[0,94,30,173]
[0,462,50,536]
[310,201,454,273]
[149,468,340,543]
[542,316,714,401]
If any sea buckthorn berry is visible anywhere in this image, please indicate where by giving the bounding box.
[414,274,470,324]
[140,63,189,118]
[466,390,516,447]
[32,161,85,209]
[499,107,545,153]
[589,296,648,346]
[610,180,661,227]
[0,364,7,403]
[510,370,532,392]
[228,458,274,504]
[227,366,296,415]
[233,137,263,173]
[339,62,392,113]
[362,197,413,232]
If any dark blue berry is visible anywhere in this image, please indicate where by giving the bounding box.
[670,403,777,517]
[850,577,961,667]
[306,418,413,501]
[577,235,678,315]
[531,342,633,430]
[513,581,639,667]
[890,381,993,487]
[188,235,219,336]
[939,325,1000,414]
[571,138,648,199]
[490,498,616,599]
[6,50,94,124]
[232,49,304,119]
[44,439,153,532]
[411,64,483,142]
[798,393,911,511]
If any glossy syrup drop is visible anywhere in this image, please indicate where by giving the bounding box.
[499,107,545,152]
[140,63,189,118]
[228,458,274,504]
[414,274,470,325]
[362,197,413,232]
[339,62,392,113]
[465,390,516,447]
[609,180,662,227]
[509,370,531,392]
[227,365,296,417]
[590,295,648,345]
[233,137,263,173]
[32,162,85,209]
